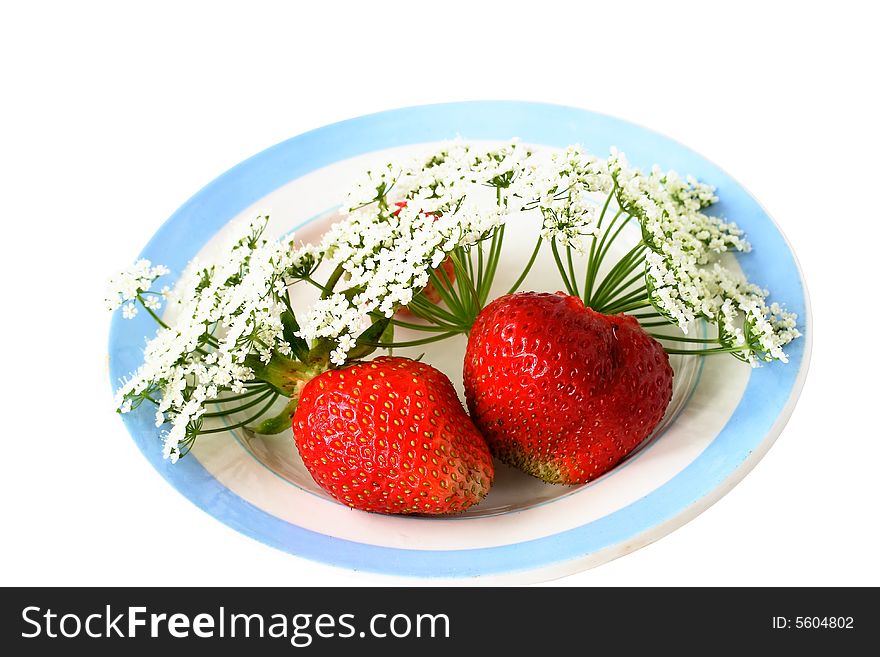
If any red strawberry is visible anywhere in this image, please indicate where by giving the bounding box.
[391,201,456,316]
[293,356,494,514]
[463,292,673,485]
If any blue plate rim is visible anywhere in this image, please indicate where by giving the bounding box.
[108,101,811,578]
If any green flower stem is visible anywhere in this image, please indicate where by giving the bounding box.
[591,212,631,281]
[506,237,543,295]
[450,250,481,317]
[321,265,345,299]
[137,294,218,353]
[583,189,617,302]
[137,296,170,330]
[196,393,281,435]
[599,285,648,312]
[602,242,646,291]
[566,245,580,298]
[481,225,506,304]
[430,262,467,317]
[406,298,466,328]
[663,346,746,356]
[206,385,270,404]
[602,298,651,314]
[638,320,677,328]
[590,242,646,309]
[476,240,485,297]
[201,389,276,418]
[584,210,627,304]
[650,334,720,344]
[384,316,462,333]
[550,240,576,296]
[451,248,473,318]
[301,277,331,294]
[591,267,644,311]
[358,331,459,349]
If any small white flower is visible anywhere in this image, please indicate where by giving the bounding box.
[122,302,138,319]
[329,347,347,366]
[114,213,301,461]
[106,258,171,311]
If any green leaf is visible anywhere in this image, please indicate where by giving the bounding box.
[280,310,309,361]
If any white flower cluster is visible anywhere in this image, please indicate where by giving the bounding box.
[299,143,532,365]
[609,150,749,260]
[114,214,299,461]
[105,259,170,318]
[112,140,803,464]
[646,253,800,364]
[614,151,801,364]
[297,142,629,364]
[344,142,799,367]
[524,145,613,252]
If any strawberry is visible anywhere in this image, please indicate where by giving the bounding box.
[463,292,673,485]
[391,201,456,316]
[292,356,494,514]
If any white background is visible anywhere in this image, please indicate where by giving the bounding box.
[2,1,877,586]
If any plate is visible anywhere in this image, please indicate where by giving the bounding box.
[108,101,811,582]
